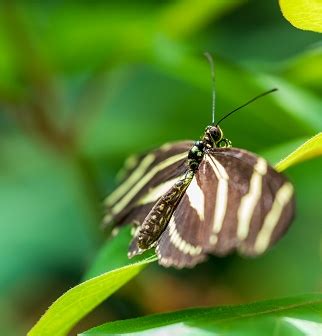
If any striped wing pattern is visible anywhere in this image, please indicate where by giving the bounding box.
[156,148,295,268]
[103,141,193,230]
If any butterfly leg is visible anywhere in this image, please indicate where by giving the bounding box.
[217,138,232,148]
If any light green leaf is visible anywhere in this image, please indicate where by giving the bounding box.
[81,293,322,335]
[279,0,322,33]
[27,245,157,336]
[275,133,322,172]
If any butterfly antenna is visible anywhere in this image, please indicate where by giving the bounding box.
[216,88,278,126]
[204,52,216,125]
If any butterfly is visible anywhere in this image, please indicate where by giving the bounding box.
[103,55,295,269]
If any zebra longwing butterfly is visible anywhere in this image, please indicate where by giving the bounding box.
[103,56,295,269]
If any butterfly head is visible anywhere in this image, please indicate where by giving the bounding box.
[203,125,223,148]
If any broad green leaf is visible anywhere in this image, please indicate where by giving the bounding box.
[28,252,157,336]
[279,0,322,33]
[275,133,322,172]
[81,293,322,335]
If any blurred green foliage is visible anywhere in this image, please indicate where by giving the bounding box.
[0,1,321,335]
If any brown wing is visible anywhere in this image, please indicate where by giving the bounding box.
[156,189,208,268]
[156,147,295,268]
[205,148,295,256]
[103,141,193,230]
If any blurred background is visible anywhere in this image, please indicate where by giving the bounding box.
[0,1,321,335]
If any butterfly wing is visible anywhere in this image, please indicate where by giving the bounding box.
[156,176,208,268]
[204,148,295,256]
[156,147,295,268]
[103,141,193,229]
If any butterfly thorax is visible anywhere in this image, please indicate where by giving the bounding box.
[188,125,232,171]
[188,141,205,171]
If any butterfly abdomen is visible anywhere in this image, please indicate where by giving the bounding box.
[136,170,194,251]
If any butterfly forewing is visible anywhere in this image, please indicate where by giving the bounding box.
[103,141,193,229]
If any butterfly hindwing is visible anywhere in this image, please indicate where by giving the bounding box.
[156,183,208,268]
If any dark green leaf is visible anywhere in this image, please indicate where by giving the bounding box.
[81,293,322,336]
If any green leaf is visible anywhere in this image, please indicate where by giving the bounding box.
[275,133,322,172]
[81,293,322,335]
[279,0,322,33]
[27,243,157,336]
